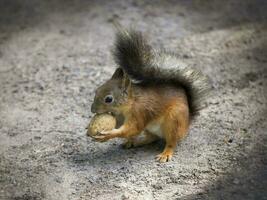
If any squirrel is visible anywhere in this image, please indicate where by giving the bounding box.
[91,28,210,162]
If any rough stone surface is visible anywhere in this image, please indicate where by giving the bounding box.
[0,0,266,199]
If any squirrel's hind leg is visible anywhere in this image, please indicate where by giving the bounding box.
[122,130,159,149]
[156,103,189,163]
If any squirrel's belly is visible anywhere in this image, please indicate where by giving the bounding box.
[145,122,164,138]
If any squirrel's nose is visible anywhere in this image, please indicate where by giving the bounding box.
[91,103,96,113]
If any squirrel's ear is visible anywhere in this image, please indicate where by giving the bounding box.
[122,73,132,95]
[111,68,132,95]
[122,73,130,88]
[111,68,124,79]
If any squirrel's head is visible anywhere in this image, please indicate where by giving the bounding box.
[91,68,131,115]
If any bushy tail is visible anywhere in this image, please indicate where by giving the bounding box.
[113,29,211,118]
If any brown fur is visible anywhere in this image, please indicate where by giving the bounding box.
[93,81,190,163]
[91,28,210,163]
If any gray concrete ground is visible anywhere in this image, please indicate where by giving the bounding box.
[0,0,266,199]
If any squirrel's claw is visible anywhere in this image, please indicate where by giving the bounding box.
[92,135,109,142]
[98,130,109,135]
[92,131,112,142]
[156,152,172,163]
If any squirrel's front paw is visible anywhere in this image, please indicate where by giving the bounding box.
[92,131,112,142]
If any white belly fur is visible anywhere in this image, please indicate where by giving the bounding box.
[145,122,164,138]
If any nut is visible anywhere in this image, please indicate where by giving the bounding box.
[87,113,116,137]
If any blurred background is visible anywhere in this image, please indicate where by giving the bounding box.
[0,0,266,199]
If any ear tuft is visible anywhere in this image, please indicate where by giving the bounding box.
[111,68,124,79]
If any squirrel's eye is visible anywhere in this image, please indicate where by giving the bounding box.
[104,95,114,104]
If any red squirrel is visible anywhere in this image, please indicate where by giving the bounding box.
[91,29,210,162]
